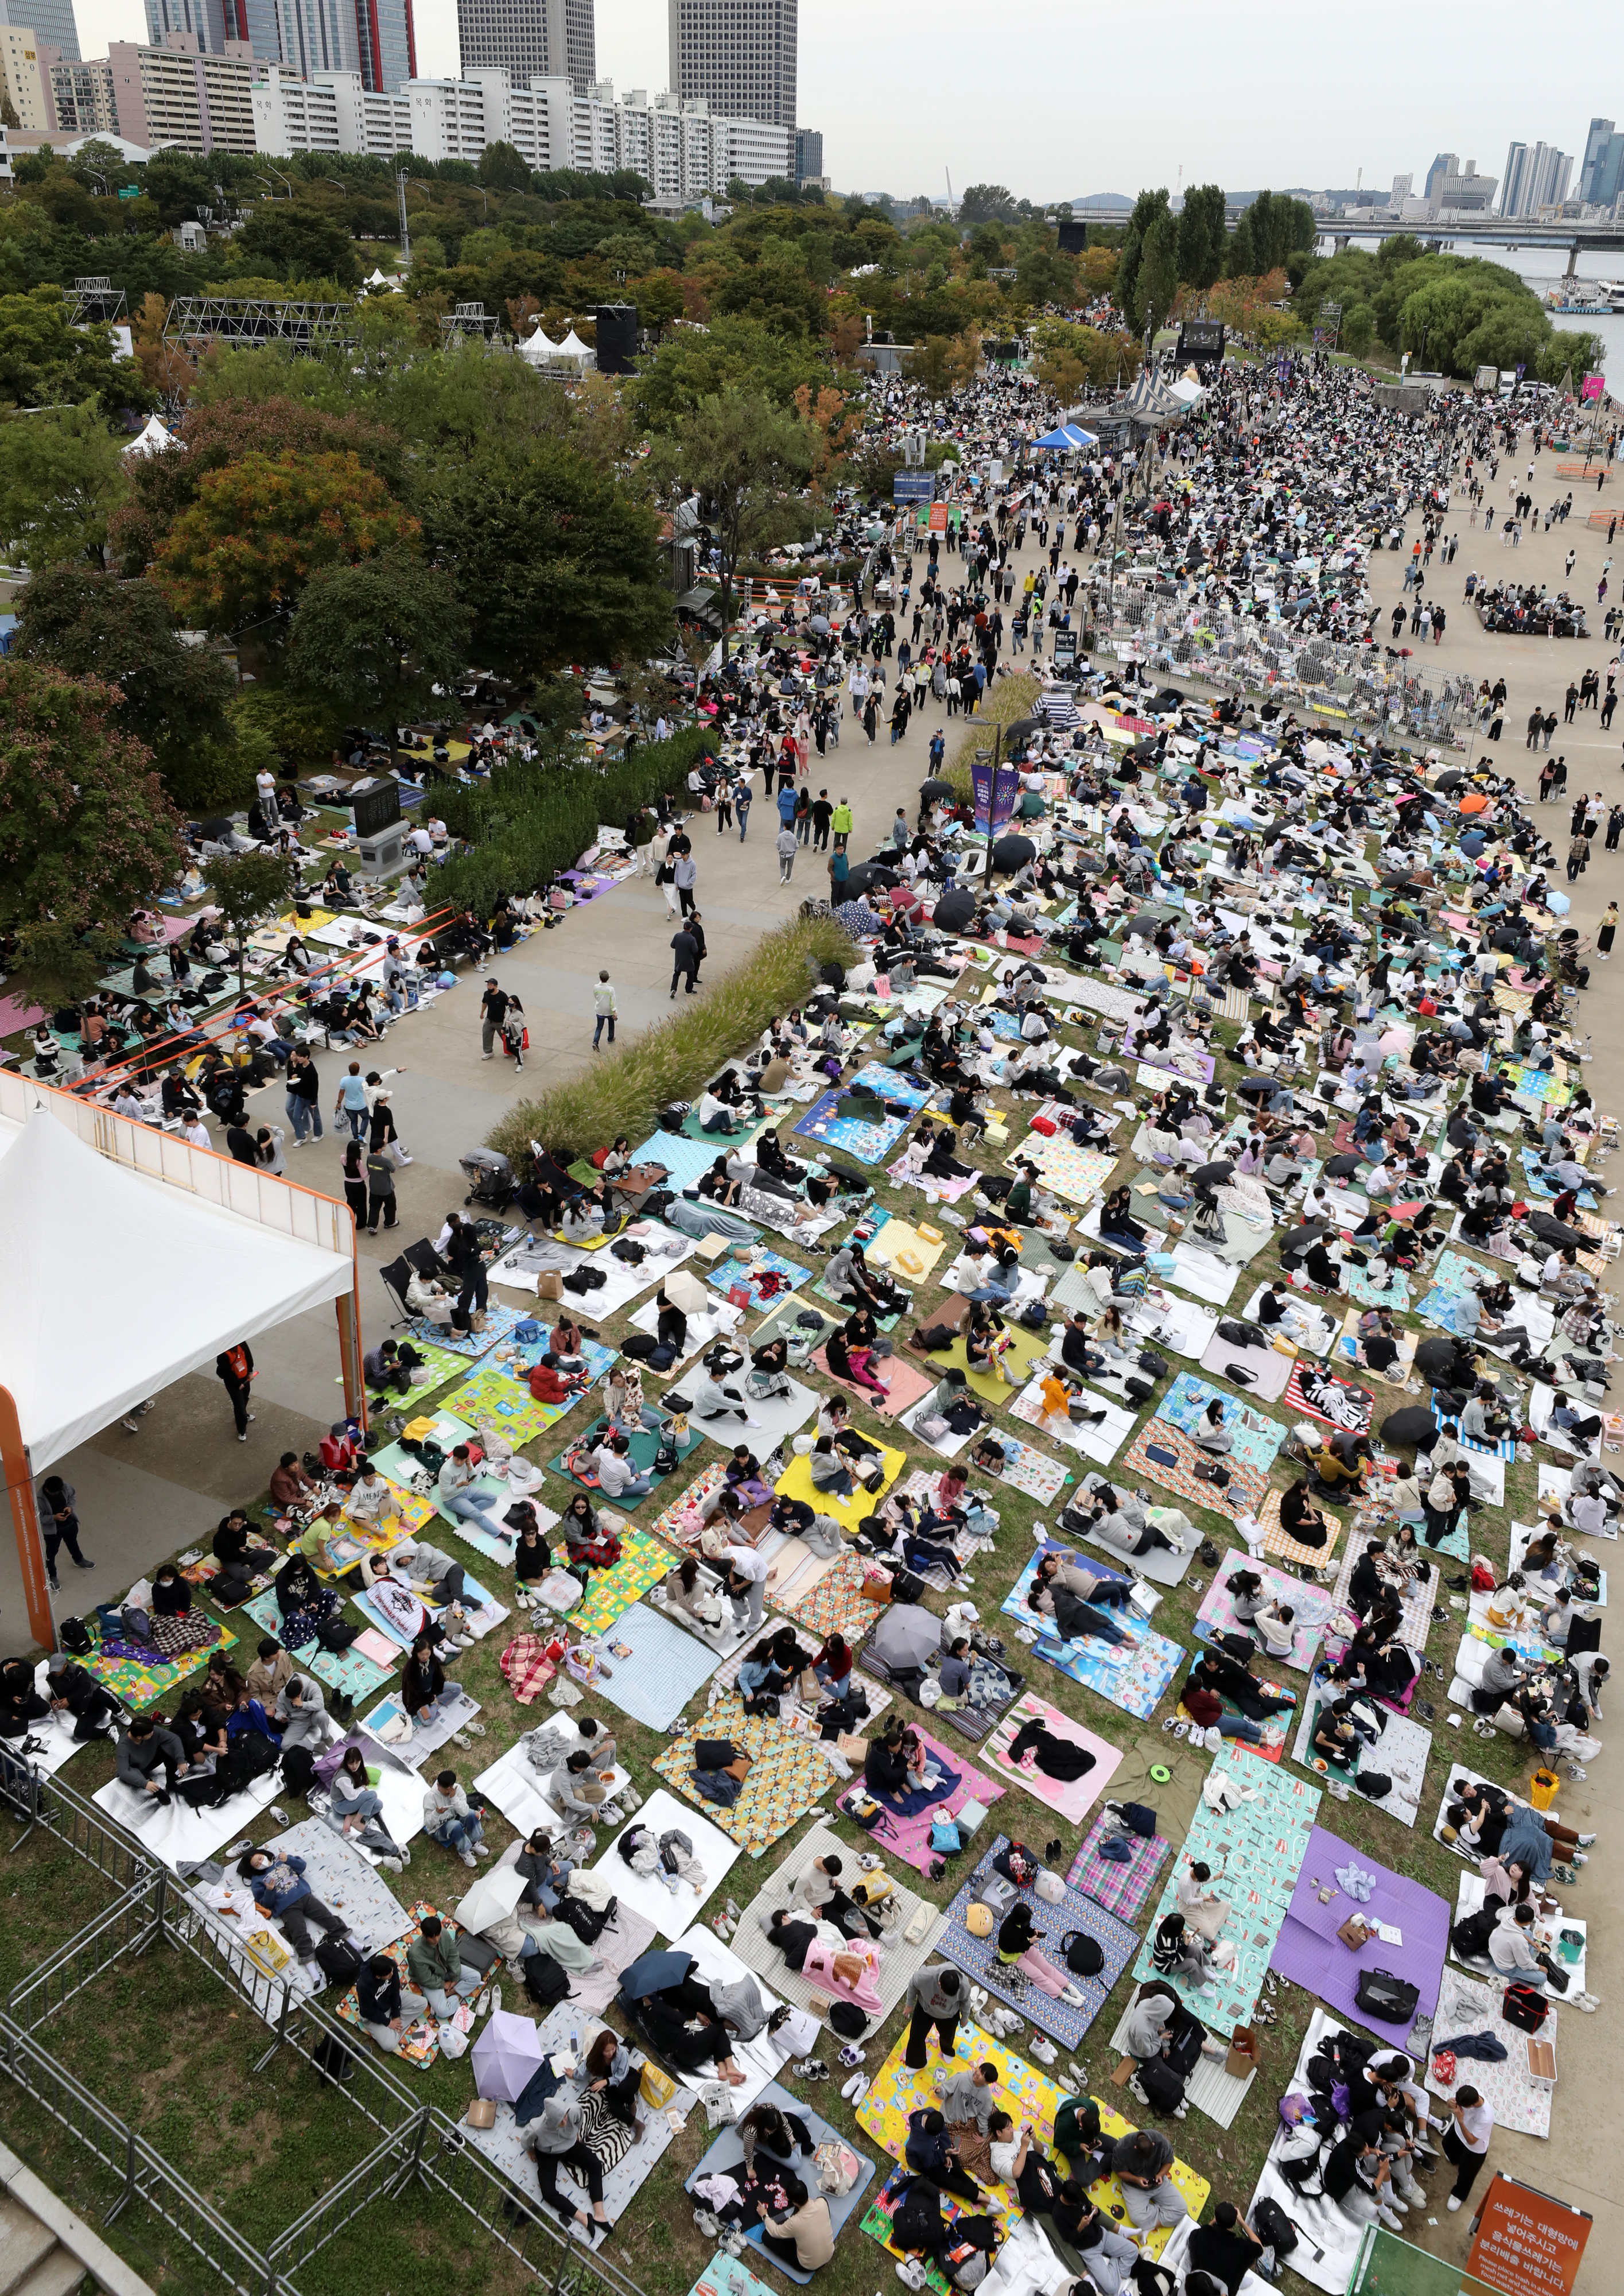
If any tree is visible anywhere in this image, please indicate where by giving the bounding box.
[1136,213,1180,337]
[958,185,1018,224]
[0,401,129,569]
[1342,304,1375,358]
[285,549,472,764]
[634,315,827,430]
[791,382,858,495]
[239,201,359,287]
[647,390,812,663]
[1116,188,1170,324]
[204,850,300,995]
[152,451,418,632]
[901,336,954,400]
[0,658,186,1006]
[0,285,150,410]
[478,140,532,193]
[419,442,670,678]
[13,564,236,807]
[1032,318,1139,397]
[1178,184,1227,291]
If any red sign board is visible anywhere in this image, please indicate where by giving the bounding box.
[928,503,949,531]
[1467,2175,1591,2296]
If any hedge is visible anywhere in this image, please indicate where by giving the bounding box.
[941,670,1040,802]
[431,723,712,914]
[487,911,857,1161]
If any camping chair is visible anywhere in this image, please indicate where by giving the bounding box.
[379,1254,416,1329]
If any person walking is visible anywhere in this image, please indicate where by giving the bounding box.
[670,926,699,998]
[811,791,833,851]
[1567,829,1590,882]
[831,797,853,851]
[713,779,733,835]
[479,979,509,1062]
[735,780,752,841]
[36,1476,92,1591]
[284,1047,322,1146]
[215,1342,256,1441]
[341,1139,368,1226]
[1526,707,1544,751]
[777,824,797,884]
[1599,902,1618,960]
[794,785,811,845]
[592,972,617,1050]
[365,1144,398,1235]
[333,1060,370,1139]
[674,850,698,916]
[1441,2089,1493,2212]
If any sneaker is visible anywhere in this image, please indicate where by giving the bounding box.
[121,1416,141,1433]
[489,1985,502,2015]
[268,1806,288,1826]
[464,1720,487,1737]
[1446,2197,1463,2213]
[1030,2036,1058,2063]
[692,2208,721,2239]
[1578,1831,1597,1847]
[380,1855,403,1873]
[837,2043,866,2068]
[474,1843,491,1859]
[841,2073,864,2101]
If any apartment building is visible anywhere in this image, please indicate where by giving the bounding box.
[108,30,257,154]
[0,24,49,128]
[43,51,118,134]
[667,0,794,129]
[252,57,409,151]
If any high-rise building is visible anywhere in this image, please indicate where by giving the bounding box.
[44,48,117,131]
[353,0,413,93]
[792,122,820,184]
[0,0,75,65]
[108,30,257,151]
[668,0,795,129]
[145,0,228,55]
[1424,152,1455,203]
[1501,138,1571,218]
[271,0,357,76]
[1580,117,1624,211]
[252,60,409,152]
[0,23,49,126]
[456,0,593,99]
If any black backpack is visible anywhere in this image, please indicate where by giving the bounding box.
[1060,1931,1105,1977]
[1451,1906,1499,1961]
[59,1617,92,1658]
[523,1952,573,2008]
[280,1743,320,1799]
[1252,2197,1300,2257]
[555,1894,615,1945]
[1133,2055,1185,2114]
[1163,2021,1204,2077]
[1277,2136,1324,2197]
[314,1937,362,1986]
[891,1570,927,1607]
[1354,1770,1393,1800]
[1354,1968,1420,2024]
[234,1731,280,1781]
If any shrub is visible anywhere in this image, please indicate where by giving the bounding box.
[433,724,710,915]
[942,669,1040,802]
[487,911,856,1159]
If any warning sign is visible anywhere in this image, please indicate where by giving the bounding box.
[1467,2175,1591,2296]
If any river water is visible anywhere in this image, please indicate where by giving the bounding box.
[1319,236,1624,392]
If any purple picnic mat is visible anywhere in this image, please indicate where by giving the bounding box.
[1271,1824,1451,2038]
[1067,1812,1171,1925]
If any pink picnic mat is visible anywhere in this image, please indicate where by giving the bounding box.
[978,1691,1124,1823]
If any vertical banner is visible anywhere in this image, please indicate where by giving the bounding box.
[1582,373,1605,402]
[970,755,994,833]
[973,759,1022,835]
[992,762,1021,829]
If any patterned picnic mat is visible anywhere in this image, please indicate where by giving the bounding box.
[1001,1546,1184,1720]
[648,1460,729,1554]
[561,1531,672,1637]
[1256,1486,1343,1573]
[783,1548,879,1643]
[1327,1530,1441,1649]
[1156,1373,1288,1472]
[549,1415,704,1498]
[239,1591,394,1703]
[1343,1261,1412,1311]
[1130,1748,1320,2029]
[942,1833,1137,2047]
[837,1729,1002,1879]
[653,1691,835,1854]
[1284,1360,1374,1436]
[1194,1552,1337,1673]
[84,1622,236,1708]
[978,1434,1072,1506]
[857,2026,1206,2264]
[370,1340,468,1398]
[1007,1135,1117,1208]
[403,1306,523,1358]
[793,1091,911,1163]
[442,1364,588,1448]
[706,1250,814,1312]
[1067,1811,1172,1926]
[333,1898,457,2067]
[1122,1418,1268,1525]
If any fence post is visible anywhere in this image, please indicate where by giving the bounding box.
[137,1868,168,1958]
[251,1978,293,2077]
[106,2126,137,2226]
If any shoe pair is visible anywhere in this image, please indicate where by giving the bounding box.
[840,2072,870,2103]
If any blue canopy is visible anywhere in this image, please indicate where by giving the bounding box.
[1034,422,1098,451]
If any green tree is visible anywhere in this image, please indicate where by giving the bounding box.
[902,336,954,400]
[0,286,150,410]
[1116,188,1170,324]
[239,201,359,287]
[1135,212,1180,336]
[12,564,237,807]
[633,315,827,430]
[153,450,419,632]
[958,185,1018,223]
[285,549,472,766]
[204,849,300,994]
[1242,191,1318,276]
[0,658,186,1005]
[647,390,813,663]
[419,443,670,678]
[1177,184,1227,290]
[1342,304,1375,358]
[0,400,129,568]
[477,140,533,193]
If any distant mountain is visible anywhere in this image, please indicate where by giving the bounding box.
[1067,193,1133,210]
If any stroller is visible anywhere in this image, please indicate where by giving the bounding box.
[460,1147,514,1209]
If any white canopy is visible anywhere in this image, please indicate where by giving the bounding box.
[555,329,593,362]
[123,413,180,460]
[518,328,563,364]
[0,1112,353,1472]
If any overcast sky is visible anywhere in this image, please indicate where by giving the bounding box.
[72,0,1607,205]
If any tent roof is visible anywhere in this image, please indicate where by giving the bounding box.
[1033,422,1097,450]
[0,1112,353,1472]
[518,329,562,363]
[555,329,593,359]
[123,413,180,460]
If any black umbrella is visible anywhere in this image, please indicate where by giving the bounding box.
[1193,1159,1235,1190]
[1432,769,1464,792]
[845,861,899,897]
[1379,1404,1437,1451]
[1071,851,1108,874]
[199,817,235,840]
[919,777,953,801]
[990,833,1036,874]
[934,883,978,931]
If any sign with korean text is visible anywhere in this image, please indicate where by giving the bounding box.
[1467,2175,1591,2296]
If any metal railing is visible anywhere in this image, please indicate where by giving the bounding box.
[0,1770,659,2296]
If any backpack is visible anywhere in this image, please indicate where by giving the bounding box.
[279,1743,320,1799]
[314,1937,362,1985]
[1354,1770,1393,1800]
[234,1731,280,1781]
[1060,1930,1105,1977]
[1354,1968,1420,2024]
[1451,1906,1499,1961]
[1163,2021,1204,2077]
[1501,1982,1548,2033]
[1276,2135,1324,2196]
[1252,2197,1300,2258]
[523,1952,573,2008]
[59,1616,92,1658]
[1132,2056,1184,2115]
[555,1893,614,1945]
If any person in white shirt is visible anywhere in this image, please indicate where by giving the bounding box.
[1488,1903,1553,1987]
[182,1117,211,1150]
[724,1543,770,1633]
[1441,2087,1493,2210]
[592,1436,652,1500]
[346,1467,396,1526]
[1254,1601,1297,1662]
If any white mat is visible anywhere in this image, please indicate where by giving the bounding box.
[1165,1241,1240,1305]
[474,1733,632,1840]
[1428,1964,1552,2139]
[585,1787,740,1940]
[94,1770,281,1875]
[664,1925,790,2110]
[724,1818,946,2028]
[1105,1998,1256,2128]
[1008,1375,1137,1466]
[1246,2006,1368,2294]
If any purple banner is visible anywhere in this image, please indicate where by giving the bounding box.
[972,758,1022,835]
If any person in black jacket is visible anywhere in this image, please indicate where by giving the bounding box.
[1188,2200,1276,2289]
[42,1652,119,1740]
[904,2107,981,2201]
[215,1342,255,1439]
[864,1721,911,1806]
[212,1508,277,1604]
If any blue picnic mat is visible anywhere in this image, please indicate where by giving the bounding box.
[1001,1546,1184,1720]
[1156,1371,1287,1473]
[589,1599,721,1729]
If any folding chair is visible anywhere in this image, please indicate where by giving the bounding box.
[379,1255,415,1329]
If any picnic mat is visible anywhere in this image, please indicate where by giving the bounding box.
[1121,1417,1268,1526]
[648,1459,729,1554]
[548,1414,704,1502]
[864,1216,949,1281]
[1327,1531,1440,1648]
[1194,1551,1338,1673]
[1256,1486,1342,1573]
[261,1817,414,1954]
[837,1728,1003,1878]
[442,1364,591,1447]
[1198,1332,1293,1402]
[683,2086,876,2283]
[83,1621,235,1708]
[1131,1748,1322,2029]
[706,1250,814,1312]
[1342,1261,1412,1312]
[782,1549,877,1645]
[972,1434,1071,1506]
[1002,1546,1184,1720]
[1008,1376,1137,1469]
[368,1339,468,1399]
[240,1592,393,1704]
[942,1835,1137,2047]
[1274,1824,1451,2043]
[550,1530,673,1638]
[654,1692,836,1855]
[924,1323,1054,1406]
[1106,1990,1257,2130]
[774,1443,906,1535]
[857,2025,1207,2264]
[1009,1137,1117,1207]
[813,1347,935,1421]
[1067,1811,1171,1926]
[1155,1373,1288,1471]
[405,1305,524,1357]
[978,1691,1123,1822]
[1290,1672,1433,1828]
[332,1898,459,2066]
[1427,1965,1552,2139]
[358,1684,481,1768]
[723,1819,943,2029]
[463,1999,683,2204]
[792,1091,911,1162]
[1283,1360,1375,1437]
[587,1598,721,1729]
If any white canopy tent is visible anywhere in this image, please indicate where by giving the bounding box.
[0,1110,354,1473]
[123,414,180,460]
[554,329,595,365]
[517,328,563,364]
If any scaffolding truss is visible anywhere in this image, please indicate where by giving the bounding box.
[0,1763,652,2296]
[440,301,503,349]
[162,298,358,356]
[65,276,128,325]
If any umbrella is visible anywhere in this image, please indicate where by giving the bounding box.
[1378,1404,1437,1451]
[919,777,953,801]
[620,1948,694,2002]
[990,833,1036,874]
[1432,770,1464,792]
[845,862,898,897]
[472,2010,544,2102]
[871,1604,945,1669]
[1459,793,1490,815]
[1071,851,1108,874]
[1192,1159,1235,1190]
[456,1866,526,1935]
[934,884,978,931]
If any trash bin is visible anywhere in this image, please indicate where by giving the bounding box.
[1528,1767,1561,1810]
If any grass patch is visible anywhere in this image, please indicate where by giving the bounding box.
[486,910,857,1159]
[941,670,1040,802]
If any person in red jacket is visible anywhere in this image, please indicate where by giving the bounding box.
[527,1352,588,1407]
